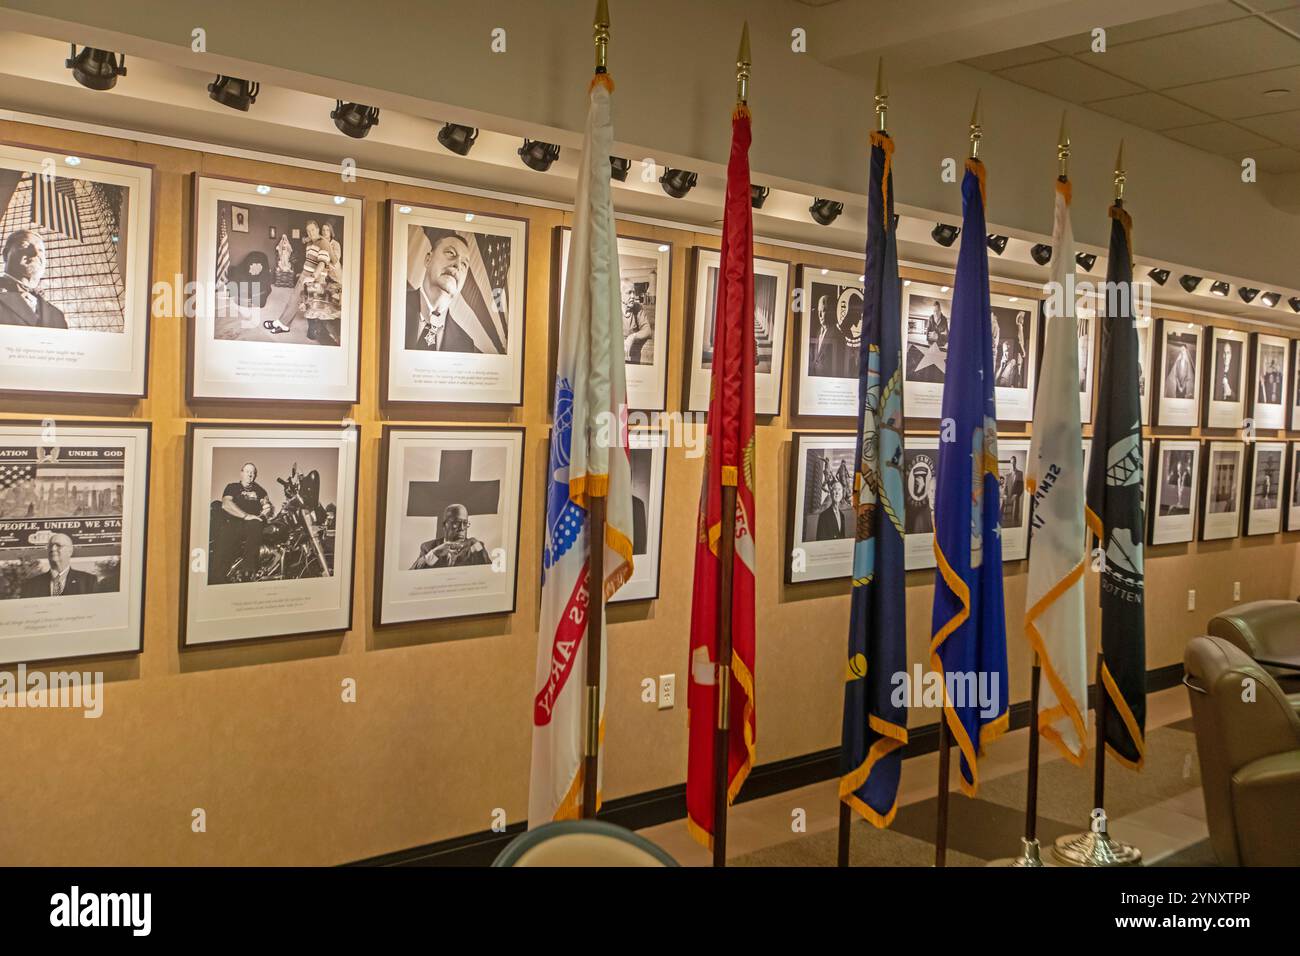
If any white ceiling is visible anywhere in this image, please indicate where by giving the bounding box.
[964,1,1300,172]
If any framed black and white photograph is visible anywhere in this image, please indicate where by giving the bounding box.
[0,143,154,397]
[903,436,939,571]
[1076,295,1099,423]
[1143,438,1152,522]
[998,439,1031,561]
[182,424,359,646]
[1137,314,1153,426]
[609,429,666,603]
[1204,326,1248,430]
[1199,440,1244,541]
[901,280,1037,421]
[0,420,150,664]
[189,176,362,402]
[1290,340,1300,432]
[385,200,527,406]
[1082,437,1092,477]
[376,426,524,625]
[795,266,863,418]
[1244,440,1285,536]
[1249,332,1288,431]
[786,432,855,584]
[686,249,789,416]
[1154,320,1203,427]
[1149,439,1200,545]
[1287,442,1300,532]
[554,227,671,411]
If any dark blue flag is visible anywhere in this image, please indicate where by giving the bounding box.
[929,159,1009,795]
[839,131,908,826]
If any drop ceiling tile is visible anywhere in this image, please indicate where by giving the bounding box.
[1043,4,1247,55]
[1264,7,1300,31]
[1249,145,1300,172]
[1165,65,1300,118]
[1086,91,1216,129]
[1163,119,1281,154]
[1093,18,1300,89]
[1239,108,1300,147]
[963,44,1061,72]
[997,56,1143,103]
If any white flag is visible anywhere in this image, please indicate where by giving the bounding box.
[528,75,635,825]
[1025,178,1088,764]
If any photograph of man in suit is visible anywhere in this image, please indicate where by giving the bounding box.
[816,477,850,540]
[21,533,97,597]
[410,503,491,569]
[0,229,67,329]
[405,229,477,353]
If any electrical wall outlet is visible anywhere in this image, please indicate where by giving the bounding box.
[1187,589,1196,612]
[1233,581,1241,601]
[658,673,675,710]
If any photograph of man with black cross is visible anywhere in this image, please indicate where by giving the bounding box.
[405,447,503,570]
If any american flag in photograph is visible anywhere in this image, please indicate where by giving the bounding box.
[216,213,231,286]
[480,235,510,319]
[0,461,36,493]
[29,173,82,241]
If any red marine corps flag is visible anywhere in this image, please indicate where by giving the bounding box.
[686,25,758,858]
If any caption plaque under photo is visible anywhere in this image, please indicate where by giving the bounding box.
[901,279,1038,421]
[1245,440,1285,536]
[0,143,154,397]
[1250,332,1289,431]
[795,266,863,418]
[1199,440,1244,541]
[182,424,359,646]
[0,421,150,665]
[786,432,855,584]
[385,200,528,406]
[1204,326,1249,430]
[1149,439,1201,546]
[554,227,671,411]
[376,426,525,625]
[190,175,363,402]
[1154,320,1204,427]
[609,429,666,604]
[687,248,790,416]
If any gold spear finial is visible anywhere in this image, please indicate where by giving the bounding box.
[1057,111,1070,180]
[875,58,888,133]
[737,22,751,105]
[1114,139,1126,202]
[594,0,610,73]
[969,91,983,159]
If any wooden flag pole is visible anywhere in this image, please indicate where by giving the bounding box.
[712,482,738,866]
[580,0,612,821]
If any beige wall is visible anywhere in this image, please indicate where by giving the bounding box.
[0,118,1294,866]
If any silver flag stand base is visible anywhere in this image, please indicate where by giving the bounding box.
[987,837,1045,867]
[1052,830,1142,866]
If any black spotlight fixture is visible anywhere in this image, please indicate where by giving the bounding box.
[1147,268,1170,286]
[437,123,478,156]
[1179,274,1202,293]
[751,184,770,209]
[609,156,631,182]
[208,75,259,111]
[518,139,561,172]
[1260,291,1281,308]
[986,234,1008,256]
[1289,297,1300,312]
[1030,243,1053,266]
[331,101,380,139]
[809,197,844,226]
[1210,280,1230,297]
[66,45,126,91]
[931,222,960,247]
[659,167,698,198]
[1238,287,1260,304]
[1075,252,1097,272]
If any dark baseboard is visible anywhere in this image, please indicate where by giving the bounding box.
[350,661,1185,866]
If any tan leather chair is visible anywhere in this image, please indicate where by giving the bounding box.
[1207,600,1300,694]
[1183,636,1300,866]
[492,821,678,867]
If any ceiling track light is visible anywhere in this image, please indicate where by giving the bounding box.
[1210,280,1230,296]
[986,234,1008,256]
[1288,297,1300,312]
[437,123,478,156]
[1075,252,1097,273]
[208,75,259,111]
[1259,291,1281,308]
[659,167,698,198]
[331,101,379,138]
[931,222,960,247]
[66,44,126,91]
[609,156,631,181]
[1030,243,1052,266]
[809,197,844,226]
[518,139,561,172]
[751,184,770,209]
[1147,268,1170,286]
[1237,286,1260,303]
[1179,274,1202,293]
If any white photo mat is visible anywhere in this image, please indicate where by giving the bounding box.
[786,432,856,584]
[1154,320,1203,427]
[610,429,666,603]
[1245,440,1285,536]
[1250,332,1288,431]
[1199,440,1244,541]
[796,266,864,418]
[1149,439,1201,545]
[1204,327,1249,430]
